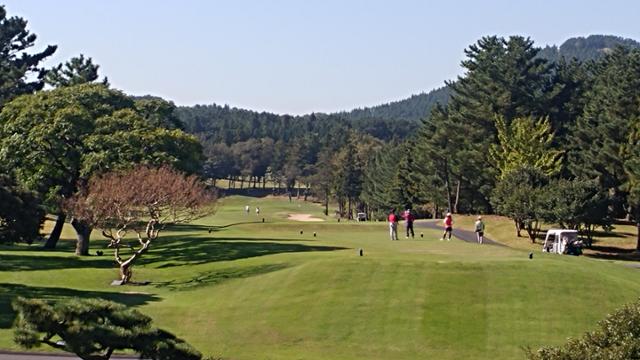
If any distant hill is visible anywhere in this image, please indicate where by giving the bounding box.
[175,35,640,132]
[538,35,640,62]
[334,86,451,123]
[335,35,640,123]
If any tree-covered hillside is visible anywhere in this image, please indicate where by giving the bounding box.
[336,86,451,123]
[538,35,640,62]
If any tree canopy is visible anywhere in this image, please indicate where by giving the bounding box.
[0,5,56,108]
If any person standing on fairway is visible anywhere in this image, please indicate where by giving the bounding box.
[403,208,415,239]
[475,216,485,244]
[441,212,453,241]
[388,209,399,241]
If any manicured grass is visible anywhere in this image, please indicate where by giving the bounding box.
[1,196,640,359]
[453,214,639,256]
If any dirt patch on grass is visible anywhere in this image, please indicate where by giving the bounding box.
[288,213,325,222]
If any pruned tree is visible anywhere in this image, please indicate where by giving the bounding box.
[13,297,203,360]
[65,166,216,283]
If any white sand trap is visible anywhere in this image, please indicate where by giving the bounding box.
[288,213,325,222]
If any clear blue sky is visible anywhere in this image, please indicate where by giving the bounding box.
[3,0,640,114]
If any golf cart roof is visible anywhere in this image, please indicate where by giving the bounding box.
[546,229,578,236]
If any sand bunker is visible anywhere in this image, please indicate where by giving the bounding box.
[288,213,325,222]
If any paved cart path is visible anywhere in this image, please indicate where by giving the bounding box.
[415,220,504,246]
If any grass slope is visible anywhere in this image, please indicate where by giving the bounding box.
[1,196,639,359]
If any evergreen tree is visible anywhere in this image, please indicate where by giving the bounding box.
[388,142,426,210]
[13,297,203,360]
[0,5,57,107]
[45,54,108,88]
[569,47,640,218]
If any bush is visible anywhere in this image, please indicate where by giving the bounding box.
[526,299,640,360]
[0,175,44,244]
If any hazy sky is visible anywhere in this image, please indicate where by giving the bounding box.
[3,0,640,114]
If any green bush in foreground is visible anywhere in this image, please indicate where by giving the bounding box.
[527,299,640,360]
[12,297,202,360]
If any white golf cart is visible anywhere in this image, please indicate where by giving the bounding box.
[542,229,582,255]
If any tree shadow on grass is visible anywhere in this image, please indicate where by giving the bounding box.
[0,283,160,329]
[584,245,640,262]
[137,235,347,268]
[0,253,114,272]
[165,222,264,233]
[154,263,290,291]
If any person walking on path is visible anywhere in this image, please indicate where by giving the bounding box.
[388,209,399,241]
[403,209,415,239]
[475,216,485,244]
[441,212,453,241]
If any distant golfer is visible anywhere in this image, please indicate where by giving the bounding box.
[255,206,260,215]
[388,209,399,241]
[441,212,453,241]
[403,209,415,239]
[245,205,250,214]
[475,216,485,244]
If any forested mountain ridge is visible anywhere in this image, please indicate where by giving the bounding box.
[538,35,640,62]
[335,35,640,123]
[176,35,639,131]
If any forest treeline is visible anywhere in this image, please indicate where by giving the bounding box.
[177,35,640,248]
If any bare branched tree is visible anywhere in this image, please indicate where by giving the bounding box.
[65,165,216,284]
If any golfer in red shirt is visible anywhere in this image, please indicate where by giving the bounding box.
[441,212,453,241]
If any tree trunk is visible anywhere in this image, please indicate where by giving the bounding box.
[636,221,640,252]
[515,219,522,237]
[44,213,66,249]
[443,162,453,213]
[453,180,460,214]
[71,219,92,256]
[324,190,329,216]
[263,176,266,189]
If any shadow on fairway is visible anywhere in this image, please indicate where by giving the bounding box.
[0,253,114,272]
[585,245,640,262]
[0,283,160,329]
[165,221,265,233]
[139,235,347,268]
[154,263,290,291]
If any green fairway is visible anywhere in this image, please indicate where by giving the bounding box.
[2,195,640,359]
